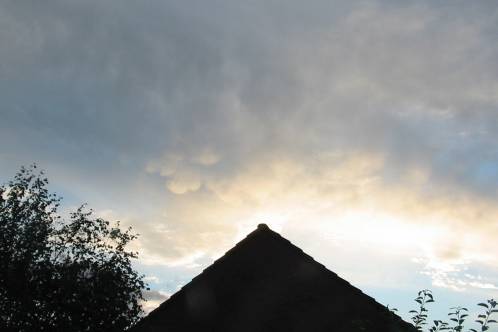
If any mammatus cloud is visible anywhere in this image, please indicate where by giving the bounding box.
[1,0,498,305]
[140,152,498,280]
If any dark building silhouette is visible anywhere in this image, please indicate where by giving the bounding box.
[130,224,416,332]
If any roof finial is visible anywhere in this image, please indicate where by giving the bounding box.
[257,223,270,230]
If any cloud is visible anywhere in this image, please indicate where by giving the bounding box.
[2,0,498,296]
[142,289,169,314]
[165,170,202,195]
[143,275,160,284]
[143,289,169,302]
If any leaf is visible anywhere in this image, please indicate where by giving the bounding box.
[478,303,489,309]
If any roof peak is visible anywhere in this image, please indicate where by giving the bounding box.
[257,223,270,230]
[132,221,416,332]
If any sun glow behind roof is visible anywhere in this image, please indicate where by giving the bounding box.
[234,204,450,260]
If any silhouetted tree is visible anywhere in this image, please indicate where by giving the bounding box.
[0,165,146,331]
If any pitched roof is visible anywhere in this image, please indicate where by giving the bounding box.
[130,224,416,332]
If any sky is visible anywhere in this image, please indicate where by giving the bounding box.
[1,0,498,327]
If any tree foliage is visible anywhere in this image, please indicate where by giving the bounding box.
[407,290,497,332]
[472,299,498,332]
[0,165,146,331]
[410,289,434,330]
[448,306,469,332]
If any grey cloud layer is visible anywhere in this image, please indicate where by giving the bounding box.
[2,0,498,261]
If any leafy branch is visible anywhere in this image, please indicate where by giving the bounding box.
[470,299,498,332]
[410,289,435,331]
[430,320,450,332]
[448,306,468,332]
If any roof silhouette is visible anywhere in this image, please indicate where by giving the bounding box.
[130,223,416,332]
